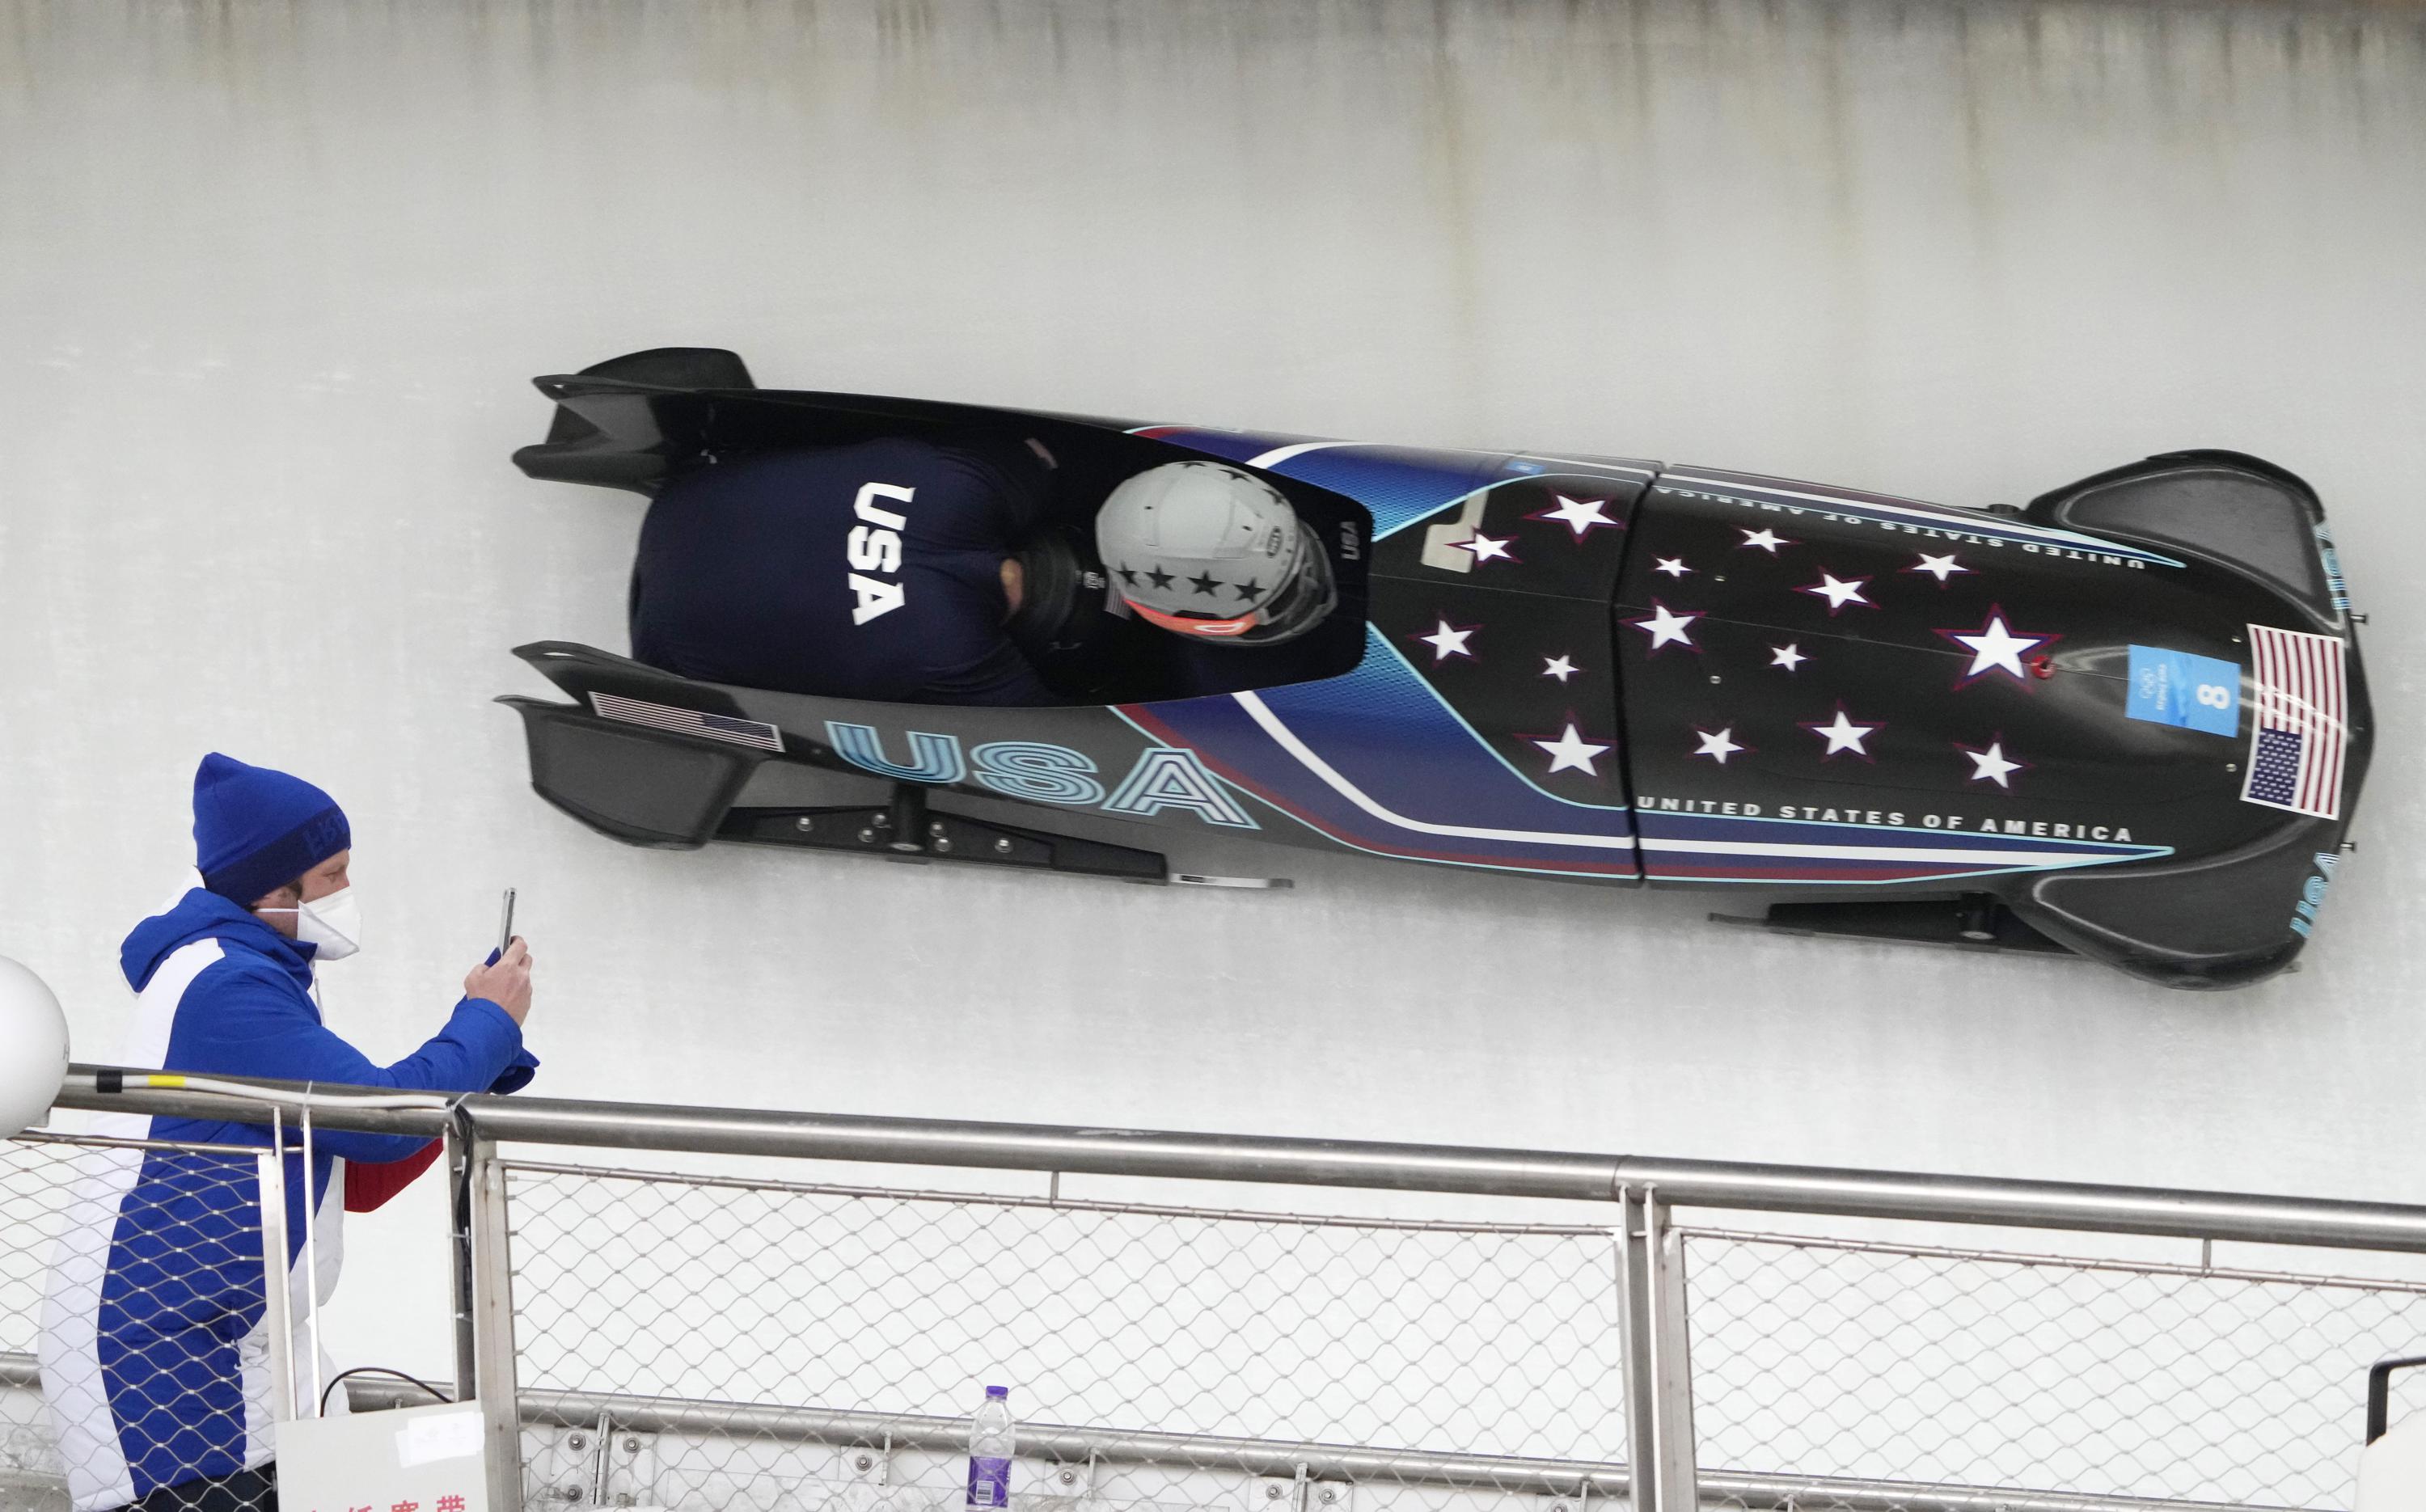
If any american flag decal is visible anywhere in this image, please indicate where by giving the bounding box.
[590,693,785,752]
[2239,625,2348,820]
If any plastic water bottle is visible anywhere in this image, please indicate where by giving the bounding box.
[966,1384,1015,1512]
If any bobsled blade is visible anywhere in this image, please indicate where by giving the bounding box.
[1710,896,2074,959]
[1171,874,1295,889]
[717,791,1167,885]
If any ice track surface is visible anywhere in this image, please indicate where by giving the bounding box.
[3,0,2425,1379]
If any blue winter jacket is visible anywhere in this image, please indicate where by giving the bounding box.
[38,888,536,1510]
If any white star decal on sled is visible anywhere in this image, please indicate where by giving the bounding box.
[1453,531,1516,564]
[1653,556,1693,578]
[1909,552,1971,583]
[1693,727,1746,765]
[1541,655,1579,683]
[1797,572,1873,614]
[1739,527,1791,553]
[1415,619,1477,663]
[1803,705,1881,760]
[1532,722,1613,776]
[1938,606,2057,684]
[1531,494,1621,538]
[1769,643,1808,672]
[1961,739,2026,789]
[1625,601,1701,653]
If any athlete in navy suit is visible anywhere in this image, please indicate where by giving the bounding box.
[629,438,1335,706]
[631,434,1057,705]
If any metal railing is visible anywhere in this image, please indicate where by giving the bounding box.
[6,1065,2424,1512]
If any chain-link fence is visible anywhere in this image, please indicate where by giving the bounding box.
[0,1136,78,1510]
[1684,1227,2426,1512]
[504,1162,1633,1512]
[2,1130,285,1512]
[489,1159,2426,1512]
[16,1082,2426,1512]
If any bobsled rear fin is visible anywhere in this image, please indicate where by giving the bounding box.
[511,640,765,714]
[2027,452,2339,627]
[500,695,766,848]
[514,380,687,494]
[514,349,755,495]
[571,347,755,390]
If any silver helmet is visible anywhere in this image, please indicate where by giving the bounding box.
[1093,462,1337,646]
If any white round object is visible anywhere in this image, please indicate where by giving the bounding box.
[0,958,70,1137]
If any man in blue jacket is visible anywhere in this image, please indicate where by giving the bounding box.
[39,754,540,1512]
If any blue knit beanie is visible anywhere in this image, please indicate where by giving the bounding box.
[192,754,352,906]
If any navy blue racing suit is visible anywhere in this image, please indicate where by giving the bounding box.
[631,435,1054,704]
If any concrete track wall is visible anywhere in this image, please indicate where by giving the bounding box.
[3,0,2424,1378]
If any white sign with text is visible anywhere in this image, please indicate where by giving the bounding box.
[276,1400,490,1512]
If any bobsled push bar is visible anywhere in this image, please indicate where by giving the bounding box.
[498,687,1287,889]
[722,781,1168,882]
[722,785,1286,887]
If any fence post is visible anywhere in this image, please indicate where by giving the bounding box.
[1617,1186,1700,1512]
[448,1115,476,1401]
[1648,1196,1700,1512]
[255,1147,296,1425]
[466,1133,523,1509]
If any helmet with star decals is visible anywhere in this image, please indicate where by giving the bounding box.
[1093,461,1337,646]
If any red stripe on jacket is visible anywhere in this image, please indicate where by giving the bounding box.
[344,1138,442,1212]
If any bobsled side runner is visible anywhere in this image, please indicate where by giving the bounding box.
[501,348,2370,989]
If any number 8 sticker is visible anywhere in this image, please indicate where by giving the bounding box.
[2126,645,2240,736]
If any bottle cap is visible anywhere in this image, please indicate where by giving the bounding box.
[987,1385,1009,1399]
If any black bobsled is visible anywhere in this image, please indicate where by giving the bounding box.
[501,348,2371,989]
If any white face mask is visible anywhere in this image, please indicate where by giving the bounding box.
[267,886,362,961]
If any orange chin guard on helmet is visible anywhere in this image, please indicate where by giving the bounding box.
[1123,601,1260,638]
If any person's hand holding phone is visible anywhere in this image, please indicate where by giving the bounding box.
[467,937,534,1026]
